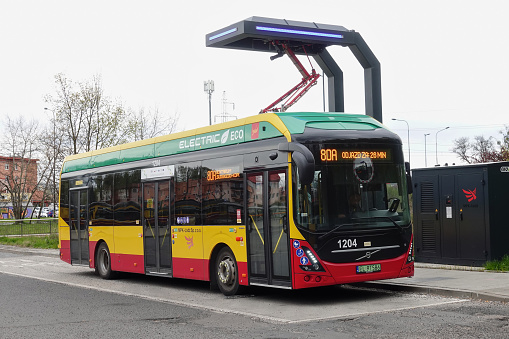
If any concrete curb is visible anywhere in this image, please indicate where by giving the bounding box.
[355,281,509,303]
[414,262,485,272]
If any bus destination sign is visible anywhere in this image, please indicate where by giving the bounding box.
[206,167,241,181]
[320,149,391,162]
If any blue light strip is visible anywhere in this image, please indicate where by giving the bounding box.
[209,27,238,41]
[256,26,343,39]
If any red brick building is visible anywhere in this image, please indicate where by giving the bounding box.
[0,155,43,218]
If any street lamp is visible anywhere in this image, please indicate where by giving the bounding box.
[435,127,450,166]
[424,133,430,167]
[392,118,410,165]
[204,80,215,126]
[44,108,56,216]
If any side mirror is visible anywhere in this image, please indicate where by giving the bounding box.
[278,142,315,185]
[405,162,413,195]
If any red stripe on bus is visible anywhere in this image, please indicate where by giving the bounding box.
[237,261,248,286]
[172,257,208,280]
[111,253,145,274]
[59,240,71,264]
[89,241,98,268]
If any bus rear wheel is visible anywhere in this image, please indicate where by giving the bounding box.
[95,242,116,279]
[215,247,240,296]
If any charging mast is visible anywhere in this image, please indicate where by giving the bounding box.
[206,16,383,123]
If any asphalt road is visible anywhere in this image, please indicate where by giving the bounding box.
[0,249,508,338]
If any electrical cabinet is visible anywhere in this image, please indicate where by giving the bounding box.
[412,162,509,266]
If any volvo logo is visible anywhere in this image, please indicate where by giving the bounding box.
[356,249,380,261]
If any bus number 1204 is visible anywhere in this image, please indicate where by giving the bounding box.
[338,239,357,249]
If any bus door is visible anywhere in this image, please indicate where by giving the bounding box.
[143,181,172,275]
[246,169,290,288]
[69,188,89,265]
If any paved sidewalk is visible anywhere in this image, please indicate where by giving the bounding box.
[362,263,509,303]
[0,244,59,257]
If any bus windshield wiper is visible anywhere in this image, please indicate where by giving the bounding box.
[318,222,361,240]
[352,216,408,232]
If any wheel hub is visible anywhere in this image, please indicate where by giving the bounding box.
[218,258,235,285]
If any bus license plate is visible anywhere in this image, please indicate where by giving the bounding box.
[356,264,381,274]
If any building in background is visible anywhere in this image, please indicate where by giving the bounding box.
[0,155,44,218]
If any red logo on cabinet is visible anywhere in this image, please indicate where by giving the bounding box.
[462,188,477,202]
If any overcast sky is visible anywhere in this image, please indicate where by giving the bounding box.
[1,0,508,168]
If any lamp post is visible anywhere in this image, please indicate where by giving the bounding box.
[435,127,450,165]
[424,133,430,167]
[44,108,56,215]
[204,80,215,126]
[392,118,410,164]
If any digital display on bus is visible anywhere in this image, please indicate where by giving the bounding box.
[320,149,391,162]
[206,167,240,181]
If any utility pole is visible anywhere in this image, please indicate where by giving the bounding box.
[435,127,450,165]
[392,118,411,165]
[204,80,215,126]
[424,133,430,167]
[215,91,236,123]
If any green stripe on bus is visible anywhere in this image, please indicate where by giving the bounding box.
[62,122,283,173]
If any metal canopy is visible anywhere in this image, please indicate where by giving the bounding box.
[206,16,383,123]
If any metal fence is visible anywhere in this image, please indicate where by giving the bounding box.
[0,218,58,236]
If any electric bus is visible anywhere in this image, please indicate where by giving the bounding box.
[58,112,414,295]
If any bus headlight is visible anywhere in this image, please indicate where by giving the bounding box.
[406,241,414,263]
[299,246,325,272]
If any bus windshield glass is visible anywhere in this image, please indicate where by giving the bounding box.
[293,144,411,232]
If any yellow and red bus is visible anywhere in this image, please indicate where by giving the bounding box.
[58,112,414,295]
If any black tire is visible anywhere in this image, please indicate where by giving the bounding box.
[95,242,116,279]
[215,247,241,296]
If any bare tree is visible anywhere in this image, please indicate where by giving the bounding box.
[46,73,129,155]
[0,116,51,220]
[48,73,83,155]
[46,73,179,155]
[452,131,507,164]
[38,119,67,211]
[497,126,509,161]
[452,137,470,163]
[125,106,179,142]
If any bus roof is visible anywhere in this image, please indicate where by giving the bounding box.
[61,112,384,174]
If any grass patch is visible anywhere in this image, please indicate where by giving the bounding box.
[484,255,509,271]
[0,234,59,249]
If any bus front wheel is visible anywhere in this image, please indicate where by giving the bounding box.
[95,242,116,279]
[215,247,240,296]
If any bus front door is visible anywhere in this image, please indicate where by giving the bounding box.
[247,170,290,288]
[69,189,89,266]
[143,181,172,275]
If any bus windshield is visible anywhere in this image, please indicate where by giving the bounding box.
[293,145,411,233]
